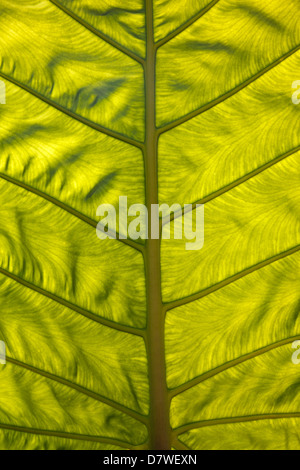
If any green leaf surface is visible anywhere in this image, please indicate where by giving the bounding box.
[0,0,299,450]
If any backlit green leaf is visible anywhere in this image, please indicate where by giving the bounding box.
[0,0,299,450]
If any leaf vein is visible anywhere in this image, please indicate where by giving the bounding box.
[169,334,300,398]
[0,72,143,149]
[155,0,221,49]
[162,145,300,228]
[49,0,145,65]
[6,356,148,425]
[0,172,144,254]
[164,245,300,312]
[0,267,145,338]
[174,413,300,436]
[0,422,139,449]
[158,44,300,134]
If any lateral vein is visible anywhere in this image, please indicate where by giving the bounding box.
[172,437,191,450]
[158,44,300,134]
[6,356,147,425]
[155,0,221,49]
[0,172,144,254]
[170,334,300,398]
[0,71,143,150]
[0,422,139,448]
[49,0,145,66]
[0,266,145,338]
[163,145,300,226]
[174,413,300,436]
[164,245,300,312]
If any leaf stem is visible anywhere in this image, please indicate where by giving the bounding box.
[144,0,171,450]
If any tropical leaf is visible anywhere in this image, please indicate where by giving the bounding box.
[0,0,299,450]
